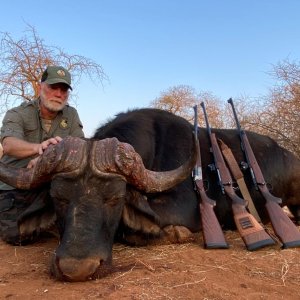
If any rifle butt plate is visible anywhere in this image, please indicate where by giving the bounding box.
[245,237,276,251]
[205,242,229,249]
[281,239,300,249]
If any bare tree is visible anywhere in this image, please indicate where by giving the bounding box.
[223,95,263,129]
[0,25,107,116]
[150,85,224,127]
[150,85,197,122]
[244,60,300,157]
[197,92,225,128]
[151,60,300,157]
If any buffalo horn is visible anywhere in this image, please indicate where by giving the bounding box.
[91,137,196,193]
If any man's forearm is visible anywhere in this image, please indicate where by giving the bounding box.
[2,137,39,158]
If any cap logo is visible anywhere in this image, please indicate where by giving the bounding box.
[57,70,66,77]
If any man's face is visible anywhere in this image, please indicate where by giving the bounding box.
[39,82,70,112]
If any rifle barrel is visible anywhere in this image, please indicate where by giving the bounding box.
[228,98,242,132]
[200,102,211,135]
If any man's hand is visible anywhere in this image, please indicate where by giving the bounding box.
[37,136,62,155]
[26,136,62,169]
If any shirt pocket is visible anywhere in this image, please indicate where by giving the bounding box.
[24,122,39,143]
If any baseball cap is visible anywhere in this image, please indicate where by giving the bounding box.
[41,66,72,90]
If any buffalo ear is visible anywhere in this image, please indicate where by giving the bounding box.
[18,192,56,239]
[122,188,161,236]
[125,188,160,222]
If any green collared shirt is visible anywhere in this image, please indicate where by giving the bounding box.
[0,99,84,190]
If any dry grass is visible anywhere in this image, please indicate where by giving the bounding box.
[0,225,299,299]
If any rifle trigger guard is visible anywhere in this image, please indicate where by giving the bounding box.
[232,182,239,191]
[208,164,216,172]
[203,180,209,192]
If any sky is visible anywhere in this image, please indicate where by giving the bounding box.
[1,1,300,137]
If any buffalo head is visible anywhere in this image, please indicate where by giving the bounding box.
[0,136,195,281]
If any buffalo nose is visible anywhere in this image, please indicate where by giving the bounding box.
[56,257,101,281]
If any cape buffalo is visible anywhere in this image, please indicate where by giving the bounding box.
[0,108,299,282]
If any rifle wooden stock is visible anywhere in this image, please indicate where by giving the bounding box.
[228,97,300,248]
[224,186,275,250]
[260,186,300,248]
[193,105,228,249]
[209,132,275,251]
[197,185,229,249]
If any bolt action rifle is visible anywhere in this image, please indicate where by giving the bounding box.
[193,105,228,249]
[228,98,300,248]
[200,102,275,251]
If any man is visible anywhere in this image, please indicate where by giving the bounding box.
[0,65,84,245]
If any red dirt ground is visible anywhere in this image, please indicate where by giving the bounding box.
[0,225,299,300]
